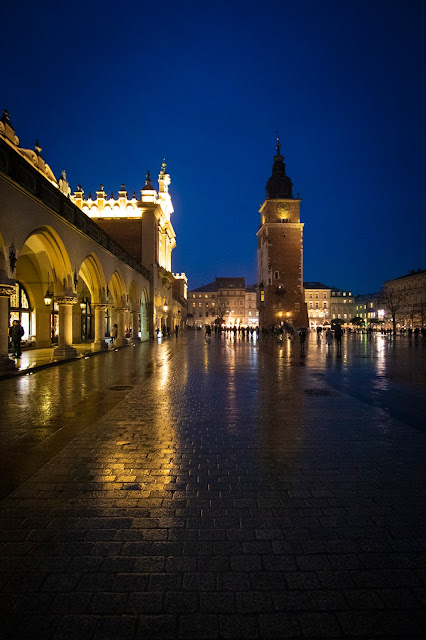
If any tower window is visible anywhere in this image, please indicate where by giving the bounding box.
[274,271,279,279]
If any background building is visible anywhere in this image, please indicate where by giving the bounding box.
[354,292,384,327]
[303,282,331,329]
[330,287,355,326]
[383,269,426,329]
[187,277,259,328]
[257,140,308,329]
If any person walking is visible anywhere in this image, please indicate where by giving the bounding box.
[334,323,343,352]
[299,328,307,353]
[9,319,24,358]
[325,328,333,347]
[110,323,118,344]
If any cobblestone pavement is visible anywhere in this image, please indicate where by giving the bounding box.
[1,332,425,638]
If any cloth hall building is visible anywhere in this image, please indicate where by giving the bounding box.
[0,110,186,372]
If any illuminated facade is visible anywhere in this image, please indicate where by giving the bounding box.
[72,163,187,333]
[303,282,331,329]
[0,109,186,371]
[330,287,355,324]
[188,278,259,327]
[257,140,308,329]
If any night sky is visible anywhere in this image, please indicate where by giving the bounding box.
[2,0,425,294]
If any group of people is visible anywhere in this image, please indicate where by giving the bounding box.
[156,324,180,338]
[204,324,260,338]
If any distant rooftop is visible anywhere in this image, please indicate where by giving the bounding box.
[303,282,331,290]
[386,268,425,282]
[190,277,247,293]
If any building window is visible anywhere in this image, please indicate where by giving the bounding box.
[9,281,33,340]
[260,290,264,302]
[309,302,313,308]
[274,271,279,279]
[323,302,327,307]
[324,294,327,298]
[309,294,312,298]
[315,302,319,308]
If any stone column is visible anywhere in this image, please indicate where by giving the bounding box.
[92,304,108,351]
[0,284,16,372]
[131,311,140,342]
[35,305,52,347]
[114,308,128,347]
[53,297,77,357]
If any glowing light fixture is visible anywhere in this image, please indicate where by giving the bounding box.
[44,283,53,306]
[163,304,168,312]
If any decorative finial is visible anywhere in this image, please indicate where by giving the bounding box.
[35,139,42,155]
[160,158,167,175]
[275,131,281,156]
[144,170,153,189]
[99,184,104,191]
[120,183,126,191]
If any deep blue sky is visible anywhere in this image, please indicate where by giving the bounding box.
[2,0,425,294]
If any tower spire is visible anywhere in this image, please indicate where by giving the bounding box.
[265,138,293,199]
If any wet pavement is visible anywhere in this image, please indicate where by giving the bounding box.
[0,331,425,639]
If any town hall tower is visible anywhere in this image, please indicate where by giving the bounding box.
[257,139,308,329]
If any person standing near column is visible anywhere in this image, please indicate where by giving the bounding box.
[9,319,24,358]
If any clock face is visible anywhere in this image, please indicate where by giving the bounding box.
[277,204,289,217]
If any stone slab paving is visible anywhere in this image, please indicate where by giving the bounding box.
[0,333,425,638]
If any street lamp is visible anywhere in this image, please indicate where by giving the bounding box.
[44,285,53,306]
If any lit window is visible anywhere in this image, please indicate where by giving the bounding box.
[260,290,264,302]
[205,295,208,299]
[192,294,195,298]
[249,311,252,316]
